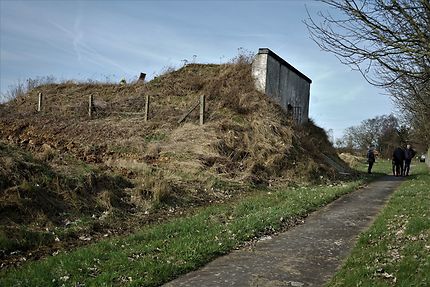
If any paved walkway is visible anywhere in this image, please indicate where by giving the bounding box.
[164,176,403,287]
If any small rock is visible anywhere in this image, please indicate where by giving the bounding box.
[79,235,92,241]
[259,236,272,241]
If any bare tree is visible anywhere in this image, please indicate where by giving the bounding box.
[388,76,430,144]
[340,114,404,157]
[305,0,430,146]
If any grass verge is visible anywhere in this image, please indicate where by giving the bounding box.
[0,179,368,286]
[0,141,134,264]
[327,162,430,287]
[354,158,393,175]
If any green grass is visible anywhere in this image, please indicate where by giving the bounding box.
[144,132,167,143]
[354,158,393,175]
[327,162,430,287]
[108,145,138,155]
[1,179,368,286]
[0,228,55,253]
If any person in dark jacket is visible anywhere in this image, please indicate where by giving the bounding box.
[367,145,376,174]
[393,146,405,176]
[404,144,416,176]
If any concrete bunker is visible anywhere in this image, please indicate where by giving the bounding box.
[252,48,312,124]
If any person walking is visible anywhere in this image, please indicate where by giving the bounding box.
[404,144,416,176]
[367,145,376,174]
[393,146,405,176]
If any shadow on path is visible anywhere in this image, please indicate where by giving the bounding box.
[164,175,404,287]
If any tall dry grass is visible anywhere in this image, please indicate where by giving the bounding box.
[1,56,347,207]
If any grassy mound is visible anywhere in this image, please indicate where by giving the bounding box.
[0,56,351,268]
[0,142,132,219]
[1,59,346,195]
[0,142,132,256]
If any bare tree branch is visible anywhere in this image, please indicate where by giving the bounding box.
[305,0,430,146]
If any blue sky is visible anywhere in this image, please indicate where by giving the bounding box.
[0,0,395,139]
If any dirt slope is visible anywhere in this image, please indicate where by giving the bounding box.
[1,59,346,191]
[0,56,351,268]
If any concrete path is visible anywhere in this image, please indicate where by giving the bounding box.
[164,176,403,287]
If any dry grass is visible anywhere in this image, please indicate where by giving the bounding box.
[0,59,348,207]
[339,152,363,168]
[0,142,132,226]
[0,56,354,269]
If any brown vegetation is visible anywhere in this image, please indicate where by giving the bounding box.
[0,59,350,268]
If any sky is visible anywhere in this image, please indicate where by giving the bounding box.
[0,0,396,140]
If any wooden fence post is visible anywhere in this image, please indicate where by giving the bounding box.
[200,94,205,125]
[88,95,93,117]
[37,92,43,112]
[144,94,150,122]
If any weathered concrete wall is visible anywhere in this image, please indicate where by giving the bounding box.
[252,48,311,124]
[252,53,268,93]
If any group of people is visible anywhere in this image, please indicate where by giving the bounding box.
[366,144,416,176]
[392,144,416,176]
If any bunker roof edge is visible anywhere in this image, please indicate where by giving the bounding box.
[258,48,312,84]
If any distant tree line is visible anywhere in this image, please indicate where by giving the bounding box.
[335,114,425,158]
[306,0,430,147]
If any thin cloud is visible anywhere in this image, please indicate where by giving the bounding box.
[48,19,127,73]
[73,4,83,63]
